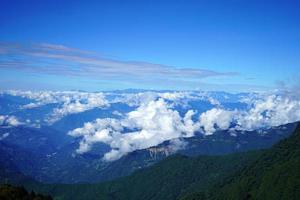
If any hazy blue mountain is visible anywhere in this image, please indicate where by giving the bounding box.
[0,94,32,115]
[50,102,132,133]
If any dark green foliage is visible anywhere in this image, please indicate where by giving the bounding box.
[0,184,52,200]
[27,152,260,200]
[183,124,300,200]
[98,152,260,200]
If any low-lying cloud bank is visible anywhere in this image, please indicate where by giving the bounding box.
[2,89,300,161]
[69,98,198,161]
[199,94,300,133]
[69,91,300,161]
[5,90,109,123]
[1,90,221,124]
[0,115,23,126]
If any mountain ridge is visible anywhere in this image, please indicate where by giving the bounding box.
[23,122,300,200]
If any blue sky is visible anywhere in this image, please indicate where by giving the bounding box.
[0,0,300,91]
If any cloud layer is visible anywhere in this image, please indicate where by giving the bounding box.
[199,93,300,133]
[68,90,300,161]
[6,90,108,123]
[0,42,236,87]
[2,89,300,161]
[69,98,198,161]
[0,115,23,126]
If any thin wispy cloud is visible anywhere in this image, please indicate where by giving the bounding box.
[0,42,237,82]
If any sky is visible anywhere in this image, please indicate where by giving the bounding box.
[0,0,300,92]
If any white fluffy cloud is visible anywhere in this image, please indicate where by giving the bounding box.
[199,93,300,134]
[67,90,300,161]
[47,92,108,123]
[0,132,10,140]
[0,115,23,126]
[110,92,158,107]
[4,90,109,124]
[3,89,300,161]
[199,108,235,134]
[2,90,223,126]
[236,94,300,130]
[69,98,198,161]
[111,91,220,108]
[6,90,66,108]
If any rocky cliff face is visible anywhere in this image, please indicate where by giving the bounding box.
[148,146,173,159]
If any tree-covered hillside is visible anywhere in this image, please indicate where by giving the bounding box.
[30,151,261,200]
[182,124,300,200]
[32,123,300,200]
[0,184,52,200]
[2,123,299,200]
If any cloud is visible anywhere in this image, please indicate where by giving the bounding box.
[236,94,300,130]
[0,42,237,86]
[46,92,108,123]
[5,90,109,124]
[0,132,9,140]
[199,108,235,134]
[110,90,221,108]
[3,89,300,160]
[112,110,123,117]
[199,93,300,134]
[2,90,224,129]
[0,115,23,126]
[7,90,71,107]
[111,92,159,107]
[68,98,198,161]
[68,89,300,161]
